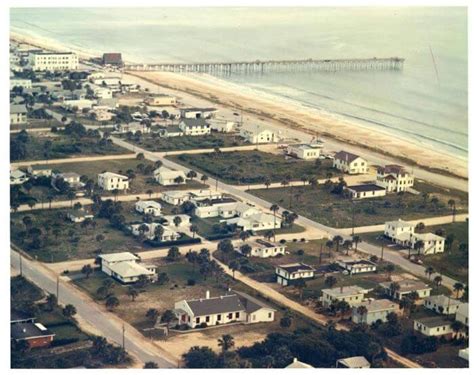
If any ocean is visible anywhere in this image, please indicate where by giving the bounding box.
[10,7,468,159]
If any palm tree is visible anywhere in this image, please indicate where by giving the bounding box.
[399,297,413,318]
[385,264,395,280]
[333,235,343,252]
[325,275,337,288]
[239,230,250,242]
[146,189,153,198]
[105,296,119,311]
[433,275,443,290]
[229,260,240,279]
[270,204,279,230]
[352,235,361,251]
[173,216,182,227]
[453,282,464,299]
[127,287,139,301]
[264,177,271,189]
[451,320,464,340]
[326,240,334,258]
[425,266,435,281]
[190,224,198,238]
[389,282,400,298]
[414,240,424,256]
[218,334,235,352]
[415,222,425,233]
[112,189,119,202]
[342,240,353,255]
[201,175,209,184]
[448,199,456,222]
[356,305,368,320]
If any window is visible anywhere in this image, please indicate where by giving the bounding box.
[217,314,221,321]
[196,317,200,324]
[236,312,240,319]
[205,316,210,323]
[228,313,233,319]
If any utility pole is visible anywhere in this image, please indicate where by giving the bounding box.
[122,324,126,349]
[215,178,218,191]
[319,243,323,265]
[381,244,384,261]
[56,277,60,303]
[351,200,355,237]
[19,254,23,276]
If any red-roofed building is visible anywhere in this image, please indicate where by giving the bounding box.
[102,53,123,66]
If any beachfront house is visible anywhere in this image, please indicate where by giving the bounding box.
[275,263,315,286]
[234,239,287,258]
[135,200,161,217]
[98,172,129,191]
[174,290,276,329]
[66,209,94,223]
[179,107,218,119]
[153,166,187,186]
[333,151,368,174]
[376,164,414,193]
[337,258,377,275]
[424,295,463,315]
[28,51,78,71]
[10,169,28,185]
[98,252,157,284]
[287,142,324,160]
[414,316,453,338]
[320,286,367,308]
[351,299,397,324]
[345,184,387,200]
[178,118,211,136]
[10,104,27,124]
[379,279,432,300]
[144,94,177,106]
[240,125,279,144]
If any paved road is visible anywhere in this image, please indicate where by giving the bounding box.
[11,153,136,168]
[10,249,177,368]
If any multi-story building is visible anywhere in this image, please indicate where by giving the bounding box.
[320,285,367,307]
[275,263,315,286]
[10,104,27,124]
[333,151,368,174]
[98,172,129,191]
[240,125,279,144]
[351,299,397,324]
[376,164,414,193]
[287,142,324,160]
[178,118,211,136]
[28,52,78,71]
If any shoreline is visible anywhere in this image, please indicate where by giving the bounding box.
[10,32,468,182]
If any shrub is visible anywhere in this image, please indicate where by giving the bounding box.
[296,249,305,256]
[187,279,196,286]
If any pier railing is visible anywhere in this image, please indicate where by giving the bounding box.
[124,57,404,74]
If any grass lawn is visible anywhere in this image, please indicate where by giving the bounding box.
[118,132,246,152]
[249,180,468,228]
[11,117,63,130]
[168,150,340,184]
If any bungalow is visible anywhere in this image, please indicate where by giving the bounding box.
[178,118,211,136]
[129,222,180,242]
[275,263,315,286]
[379,279,432,300]
[135,200,161,216]
[414,316,453,338]
[333,151,368,174]
[52,172,85,190]
[352,299,397,324]
[66,209,94,223]
[336,357,371,369]
[98,252,157,284]
[174,290,276,328]
[159,125,184,138]
[153,166,187,186]
[161,190,192,206]
[193,197,238,218]
[345,184,386,200]
[337,259,377,275]
[287,142,324,160]
[161,214,191,227]
[11,315,55,349]
[10,104,28,124]
[98,172,129,191]
[180,107,218,119]
[240,125,279,144]
[456,303,469,326]
[320,286,367,308]
[144,94,177,106]
[10,169,28,185]
[225,212,281,232]
[27,165,52,178]
[234,239,286,258]
[424,295,463,315]
[376,164,414,193]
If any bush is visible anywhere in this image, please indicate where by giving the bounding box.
[296,249,305,256]
[279,239,287,244]
[187,279,196,286]
[300,238,306,242]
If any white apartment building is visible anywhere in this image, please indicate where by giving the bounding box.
[376,164,414,193]
[98,172,129,191]
[29,52,78,71]
[240,125,279,144]
[275,263,315,286]
[333,151,368,174]
[287,142,324,160]
[10,104,27,124]
[178,118,211,136]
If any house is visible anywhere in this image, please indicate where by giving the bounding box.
[345,184,387,200]
[351,299,397,324]
[178,118,211,136]
[114,122,150,135]
[379,279,432,300]
[424,295,463,315]
[10,169,28,185]
[159,125,184,138]
[285,358,314,368]
[336,356,371,369]
[98,172,129,191]
[11,315,55,349]
[376,164,414,193]
[188,190,224,202]
[61,99,96,111]
[210,121,235,133]
[458,348,469,362]
[27,165,52,178]
[180,107,218,119]
[52,172,84,190]
[92,85,113,99]
[384,219,414,239]
[235,239,286,258]
[161,214,191,227]
[135,200,161,216]
[102,53,123,66]
[153,167,187,186]
[10,78,32,90]
[337,259,377,275]
[174,290,276,328]
[144,94,177,106]
[28,52,78,71]
[333,151,368,174]
[409,232,445,255]
[320,286,367,307]
[275,263,315,286]
[193,197,239,218]
[287,142,324,160]
[90,106,114,121]
[414,316,453,338]
[129,222,180,242]
[10,104,28,124]
[98,252,157,284]
[225,211,281,232]
[240,125,279,144]
[161,190,192,206]
[66,209,94,223]
[456,303,469,326]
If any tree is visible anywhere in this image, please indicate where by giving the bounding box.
[146,189,153,198]
[270,204,279,230]
[399,297,413,318]
[385,264,395,280]
[352,235,361,250]
[342,240,352,255]
[183,346,219,368]
[415,222,425,233]
[127,287,139,301]
[62,304,77,318]
[333,235,343,252]
[146,308,159,325]
[157,272,170,285]
[218,334,235,352]
[187,170,197,180]
[229,260,240,279]
[294,278,306,300]
[239,230,251,242]
[326,240,334,257]
[81,264,93,278]
[173,215,182,227]
[325,275,337,288]
[240,244,252,257]
[448,199,456,222]
[190,224,199,238]
[144,362,159,368]
[106,296,120,311]
[46,294,58,311]
[201,175,209,184]
[280,314,293,329]
[453,282,464,299]
[160,309,175,329]
[186,251,199,274]
[425,266,434,281]
[389,282,400,298]
[356,305,368,319]
[414,240,424,256]
[166,246,181,262]
[154,225,165,241]
[451,320,464,339]
[217,239,234,261]
[174,175,185,185]
[433,275,443,290]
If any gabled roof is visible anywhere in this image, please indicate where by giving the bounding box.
[180,107,217,113]
[186,294,245,316]
[234,291,276,314]
[180,118,209,128]
[11,322,55,340]
[99,252,139,263]
[334,151,361,163]
[384,219,413,229]
[10,104,27,114]
[377,164,408,175]
[286,358,314,368]
[337,356,370,368]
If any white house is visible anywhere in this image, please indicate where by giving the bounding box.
[144,94,177,106]
[336,357,371,369]
[379,279,432,300]
[210,121,235,133]
[10,104,27,124]
[384,219,414,239]
[159,125,184,138]
[333,151,368,174]
[456,303,469,327]
[153,167,187,186]
[320,286,367,308]
[52,172,84,190]
[178,118,211,136]
[424,295,463,315]
[193,197,239,218]
[129,222,180,242]
[287,142,324,160]
[27,165,52,178]
[28,52,78,71]
[10,169,28,185]
[114,122,150,135]
[240,125,279,144]
[98,252,157,284]
[179,107,217,119]
[376,164,414,193]
[235,239,286,258]
[409,232,446,255]
[135,200,161,216]
[337,259,377,275]
[275,263,315,286]
[352,299,397,325]
[414,316,454,338]
[345,184,387,200]
[10,78,32,90]
[174,290,275,329]
[92,85,113,99]
[225,212,281,232]
[66,209,94,223]
[161,190,192,206]
[98,172,129,191]
[161,214,191,227]
[285,358,314,368]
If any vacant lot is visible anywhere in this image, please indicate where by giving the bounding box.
[250,180,468,228]
[119,132,246,152]
[169,150,339,184]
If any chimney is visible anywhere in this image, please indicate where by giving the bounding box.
[205,290,210,299]
[293,358,298,363]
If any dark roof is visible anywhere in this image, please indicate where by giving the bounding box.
[11,311,34,324]
[180,118,209,128]
[377,164,407,175]
[102,53,123,65]
[415,316,451,328]
[11,322,55,340]
[180,107,217,113]
[186,294,245,316]
[234,291,275,314]
[334,151,360,163]
[277,263,315,273]
[346,184,386,193]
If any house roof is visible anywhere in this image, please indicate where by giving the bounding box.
[186,294,245,316]
[11,322,55,341]
[56,172,81,179]
[234,291,275,314]
[154,166,186,178]
[334,151,361,163]
[180,107,217,113]
[377,164,408,175]
[136,200,161,210]
[108,261,154,278]
[289,142,324,150]
[337,356,370,368]
[99,172,128,180]
[347,184,386,193]
[10,104,27,114]
[355,299,397,313]
[414,232,445,242]
[415,316,452,328]
[180,118,209,128]
[384,219,413,229]
[10,169,26,179]
[379,279,431,293]
[286,358,314,368]
[277,263,315,273]
[425,295,462,308]
[322,285,367,297]
[99,252,139,263]
[11,311,34,324]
